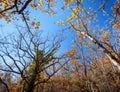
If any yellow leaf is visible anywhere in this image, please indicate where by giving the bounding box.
[66,16,72,21]
[69,0,74,2]
[80,0,83,2]
[38,0,42,6]
[49,10,56,15]
[57,19,64,25]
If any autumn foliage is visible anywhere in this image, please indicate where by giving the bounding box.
[0,0,120,92]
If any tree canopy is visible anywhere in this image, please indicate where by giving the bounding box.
[0,0,120,92]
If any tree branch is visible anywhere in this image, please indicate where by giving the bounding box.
[18,0,32,14]
[0,5,15,14]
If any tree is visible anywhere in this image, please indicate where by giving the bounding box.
[0,0,120,92]
[0,26,63,92]
[0,0,56,22]
[60,0,120,70]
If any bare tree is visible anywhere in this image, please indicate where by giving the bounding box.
[0,25,64,92]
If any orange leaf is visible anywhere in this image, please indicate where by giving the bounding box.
[70,59,76,64]
[31,21,35,26]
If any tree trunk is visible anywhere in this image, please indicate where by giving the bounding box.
[26,74,36,92]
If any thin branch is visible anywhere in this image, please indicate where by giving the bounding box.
[0,5,15,14]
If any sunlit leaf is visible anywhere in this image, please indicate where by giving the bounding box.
[70,59,76,64]
[38,0,42,6]
[80,0,83,2]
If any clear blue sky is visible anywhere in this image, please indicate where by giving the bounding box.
[0,0,116,55]
[0,1,74,55]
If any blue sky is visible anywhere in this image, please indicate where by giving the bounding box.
[0,0,116,55]
[0,1,74,56]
